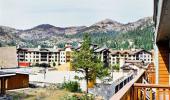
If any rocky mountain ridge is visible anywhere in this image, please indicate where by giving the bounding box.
[0,17,153,48]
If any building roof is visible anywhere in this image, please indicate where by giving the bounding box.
[75,44,98,51]
[18,48,60,52]
[0,71,16,77]
[121,64,136,70]
[0,46,18,68]
[125,60,144,68]
[94,45,109,52]
[110,49,151,55]
[0,68,31,75]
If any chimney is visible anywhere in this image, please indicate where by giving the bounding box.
[16,45,20,49]
[131,48,135,51]
[131,45,136,51]
[65,42,72,48]
[53,45,57,49]
[38,45,41,49]
[78,42,82,47]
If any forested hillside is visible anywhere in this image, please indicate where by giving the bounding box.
[66,24,154,50]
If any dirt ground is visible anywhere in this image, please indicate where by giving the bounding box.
[7,88,71,100]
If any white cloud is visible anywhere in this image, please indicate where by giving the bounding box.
[0,0,153,29]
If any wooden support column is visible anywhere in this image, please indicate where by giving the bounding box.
[1,78,6,95]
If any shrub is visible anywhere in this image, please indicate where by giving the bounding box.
[39,63,50,68]
[61,81,81,92]
[113,64,120,71]
[53,62,56,67]
[35,63,40,67]
[62,94,94,100]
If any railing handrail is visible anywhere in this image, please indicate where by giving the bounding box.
[110,69,145,100]
[134,83,170,89]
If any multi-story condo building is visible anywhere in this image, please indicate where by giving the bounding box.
[17,44,72,67]
[110,49,152,66]
[17,42,110,68]
[59,44,72,65]
[94,45,110,67]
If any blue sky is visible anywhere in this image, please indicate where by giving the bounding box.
[0,0,153,29]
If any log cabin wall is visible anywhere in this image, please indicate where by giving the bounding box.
[157,41,170,85]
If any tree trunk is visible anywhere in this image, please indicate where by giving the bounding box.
[86,77,88,93]
[85,68,88,93]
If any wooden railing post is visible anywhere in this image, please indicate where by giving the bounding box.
[156,88,159,100]
[150,88,152,100]
[169,89,170,100]
[131,86,134,100]
[134,87,137,100]
[163,89,165,100]
[127,90,131,100]
[143,88,146,100]
[138,88,141,100]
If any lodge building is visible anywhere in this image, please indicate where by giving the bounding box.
[17,44,72,67]
[110,49,152,66]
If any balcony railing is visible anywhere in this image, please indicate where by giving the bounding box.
[110,63,170,100]
[110,69,145,100]
[134,83,170,100]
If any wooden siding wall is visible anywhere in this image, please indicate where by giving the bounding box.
[158,41,170,85]
[6,74,29,90]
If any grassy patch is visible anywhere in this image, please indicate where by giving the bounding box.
[7,88,71,100]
